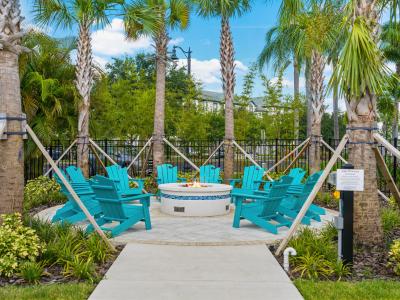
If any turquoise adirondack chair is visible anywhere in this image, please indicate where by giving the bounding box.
[106,165,144,196]
[87,175,152,237]
[66,166,88,184]
[52,171,102,224]
[279,171,324,224]
[263,168,306,194]
[232,176,294,234]
[156,164,187,185]
[230,166,265,199]
[199,165,222,183]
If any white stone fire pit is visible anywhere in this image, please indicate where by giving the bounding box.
[159,183,232,217]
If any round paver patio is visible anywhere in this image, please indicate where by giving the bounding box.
[36,199,337,246]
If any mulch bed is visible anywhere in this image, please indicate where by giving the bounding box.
[268,233,400,281]
[0,245,124,287]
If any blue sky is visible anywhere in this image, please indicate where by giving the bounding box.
[21,1,350,111]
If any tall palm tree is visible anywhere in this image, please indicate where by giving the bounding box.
[381,22,400,138]
[0,0,28,214]
[196,0,251,181]
[33,0,121,177]
[271,0,341,173]
[125,0,189,172]
[331,0,391,244]
[259,0,303,140]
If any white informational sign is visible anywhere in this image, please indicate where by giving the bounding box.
[336,169,364,191]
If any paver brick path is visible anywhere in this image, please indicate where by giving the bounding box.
[89,244,304,300]
[38,199,336,246]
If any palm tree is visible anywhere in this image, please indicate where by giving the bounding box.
[196,0,251,181]
[331,0,391,244]
[33,0,121,177]
[0,0,27,214]
[381,22,400,138]
[264,0,341,173]
[258,0,303,140]
[125,0,189,172]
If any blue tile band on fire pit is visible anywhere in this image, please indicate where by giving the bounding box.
[160,193,231,201]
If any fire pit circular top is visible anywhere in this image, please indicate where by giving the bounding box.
[158,183,232,194]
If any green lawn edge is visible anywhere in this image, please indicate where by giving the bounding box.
[0,283,94,300]
[295,279,400,300]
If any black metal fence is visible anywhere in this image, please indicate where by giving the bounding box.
[25,138,400,195]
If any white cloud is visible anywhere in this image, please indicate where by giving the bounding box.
[387,62,396,73]
[176,58,248,85]
[93,55,109,69]
[168,37,184,46]
[92,18,152,56]
[270,76,305,89]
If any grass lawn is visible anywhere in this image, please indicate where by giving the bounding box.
[0,283,94,300]
[295,279,400,300]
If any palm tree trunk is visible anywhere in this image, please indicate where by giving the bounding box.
[293,55,300,140]
[153,27,167,173]
[393,63,400,139]
[0,0,25,214]
[220,17,235,181]
[346,0,383,244]
[347,96,383,244]
[309,50,325,174]
[305,60,312,137]
[76,20,93,178]
[333,58,340,140]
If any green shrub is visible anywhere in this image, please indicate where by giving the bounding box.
[293,253,333,279]
[381,207,400,234]
[19,261,44,284]
[62,255,97,282]
[288,225,348,280]
[389,239,400,275]
[25,216,113,282]
[0,213,44,277]
[24,176,66,211]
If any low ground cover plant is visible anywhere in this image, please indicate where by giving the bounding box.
[288,224,351,280]
[0,213,117,285]
[24,176,66,211]
[0,213,44,277]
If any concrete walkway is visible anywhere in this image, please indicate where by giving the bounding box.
[89,244,303,300]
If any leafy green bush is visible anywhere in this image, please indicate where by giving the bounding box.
[381,206,400,235]
[288,225,349,280]
[0,213,44,277]
[24,176,66,211]
[26,217,113,282]
[389,240,400,275]
[19,261,44,284]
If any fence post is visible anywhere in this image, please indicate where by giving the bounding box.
[340,163,354,266]
[275,138,278,172]
[394,137,398,184]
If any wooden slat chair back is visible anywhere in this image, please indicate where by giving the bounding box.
[278,171,324,225]
[106,165,143,195]
[157,164,178,184]
[242,166,265,190]
[66,166,87,183]
[259,176,294,218]
[292,171,322,210]
[199,165,221,183]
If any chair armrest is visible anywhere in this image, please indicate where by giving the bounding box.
[178,177,187,182]
[120,193,153,202]
[229,179,241,187]
[129,178,144,189]
[231,192,268,200]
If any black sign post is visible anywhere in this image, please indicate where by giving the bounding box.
[340,163,354,266]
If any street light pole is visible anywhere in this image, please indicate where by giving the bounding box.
[171,45,192,75]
